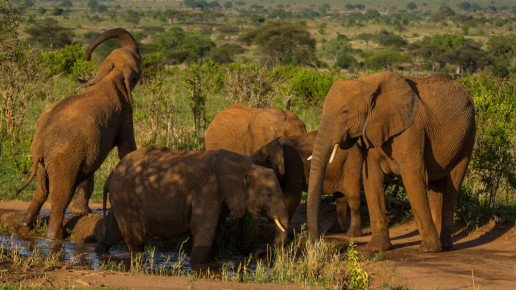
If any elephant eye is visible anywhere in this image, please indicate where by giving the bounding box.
[341,109,349,114]
[267,192,273,198]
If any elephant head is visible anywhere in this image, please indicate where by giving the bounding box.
[213,150,289,236]
[81,28,142,109]
[307,72,419,236]
[246,108,307,154]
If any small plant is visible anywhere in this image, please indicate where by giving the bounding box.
[347,240,370,289]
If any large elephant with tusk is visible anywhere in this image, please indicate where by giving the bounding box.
[97,146,289,266]
[307,72,476,253]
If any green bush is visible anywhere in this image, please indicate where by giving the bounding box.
[38,44,97,79]
[458,74,516,218]
[289,68,334,105]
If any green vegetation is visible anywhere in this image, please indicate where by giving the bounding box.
[0,0,515,286]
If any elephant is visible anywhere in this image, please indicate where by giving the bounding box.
[16,28,141,239]
[307,72,476,253]
[252,130,363,246]
[96,146,289,266]
[205,104,307,156]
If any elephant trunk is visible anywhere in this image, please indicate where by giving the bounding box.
[307,119,334,237]
[84,28,139,61]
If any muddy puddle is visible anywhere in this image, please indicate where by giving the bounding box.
[0,207,193,273]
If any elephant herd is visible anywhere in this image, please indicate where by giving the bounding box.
[15,28,476,265]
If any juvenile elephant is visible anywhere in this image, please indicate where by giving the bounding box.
[16,28,141,239]
[97,146,289,265]
[205,104,307,155]
[308,72,476,253]
[252,131,363,245]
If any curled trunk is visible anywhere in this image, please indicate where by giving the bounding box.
[84,28,139,60]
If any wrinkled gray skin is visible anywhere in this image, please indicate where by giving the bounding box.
[97,147,289,266]
[252,131,363,245]
[308,72,476,253]
[16,28,141,240]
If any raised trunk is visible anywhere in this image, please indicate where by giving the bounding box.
[307,121,334,237]
[84,28,139,61]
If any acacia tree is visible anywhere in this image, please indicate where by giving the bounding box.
[238,20,316,66]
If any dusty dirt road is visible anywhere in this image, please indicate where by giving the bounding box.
[1,200,515,289]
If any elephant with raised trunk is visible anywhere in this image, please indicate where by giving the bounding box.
[97,146,289,266]
[308,72,475,253]
[16,28,141,239]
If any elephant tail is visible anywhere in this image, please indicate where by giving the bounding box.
[16,157,40,196]
[84,28,139,61]
[102,181,109,217]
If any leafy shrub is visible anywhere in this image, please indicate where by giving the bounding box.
[459,74,516,212]
[289,68,334,105]
[38,44,97,79]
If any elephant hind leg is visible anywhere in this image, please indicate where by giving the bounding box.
[18,163,49,233]
[46,171,78,240]
[69,175,94,216]
[115,212,146,255]
[96,211,122,253]
[438,157,471,250]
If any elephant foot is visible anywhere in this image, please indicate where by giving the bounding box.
[418,239,442,253]
[365,235,392,252]
[345,228,363,237]
[45,230,63,240]
[14,222,32,236]
[68,201,91,216]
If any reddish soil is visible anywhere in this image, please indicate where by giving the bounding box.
[1,200,515,289]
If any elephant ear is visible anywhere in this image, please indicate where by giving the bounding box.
[122,64,140,110]
[212,150,249,218]
[79,59,114,87]
[247,110,281,154]
[361,72,419,148]
[251,139,285,179]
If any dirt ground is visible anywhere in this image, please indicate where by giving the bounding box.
[1,200,515,289]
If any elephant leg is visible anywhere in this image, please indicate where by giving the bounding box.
[114,211,145,256]
[190,209,221,265]
[18,163,49,233]
[333,192,349,232]
[69,175,94,216]
[96,211,122,253]
[363,158,391,252]
[401,168,441,253]
[46,173,78,240]
[440,157,470,249]
[208,211,228,260]
[429,179,445,239]
[342,149,363,237]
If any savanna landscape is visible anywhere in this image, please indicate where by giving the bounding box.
[0,0,515,288]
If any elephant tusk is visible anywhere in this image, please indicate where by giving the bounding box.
[307,155,312,161]
[329,144,338,164]
[274,218,286,233]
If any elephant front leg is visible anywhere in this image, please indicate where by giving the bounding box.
[190,208,221,266]
[362,158,391,252]
[68,176,94,216]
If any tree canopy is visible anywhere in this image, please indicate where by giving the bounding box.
[238,20,316,66]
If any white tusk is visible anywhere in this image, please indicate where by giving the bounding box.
[329,144,338,164]
[274,218,286,233]
[307,155,312,161]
